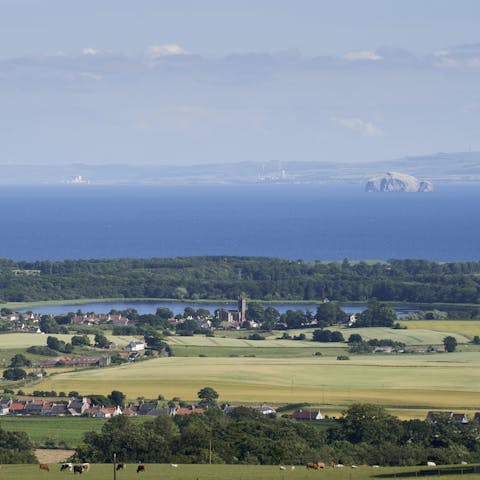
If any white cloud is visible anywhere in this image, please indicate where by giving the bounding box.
[343,50,382,61]
[82,48,100,56]
[336,117,383,137]
[146,44,189,57]
[79,72,103,81]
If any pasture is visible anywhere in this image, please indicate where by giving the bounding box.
[0,333,137,350]
[1,463,479,480]
[33,353,480,417]
[168,335,346,357]
[0,416,105,448]
[399,320,480,340]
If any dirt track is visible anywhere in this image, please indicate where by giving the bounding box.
[35,449,76,464]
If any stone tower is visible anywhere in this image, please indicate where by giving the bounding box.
[238,294,247,324]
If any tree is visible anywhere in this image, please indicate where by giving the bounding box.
[246,302,265,322]
[71,335,91,346]
[156,307,173,320]
[197,386,219,409]
[262,306,280,330]
[443,336,457,352]
[108,390,126,407]
[183,306,196,318]
[3,367,27,381]
[354,300,397,328]
[312,329,344,342]
[348,333,363,344]
[39,316,59,333]
[9,354,31,368]
[46,336,61,351]
[315,302,348,325]
[339,403,402,445]
[94,333,109,348]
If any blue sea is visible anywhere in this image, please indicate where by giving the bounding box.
[0,183,478,262]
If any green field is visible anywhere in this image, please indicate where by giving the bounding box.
[1,463,479,480]
[399,320,480,339]
[34,353,480,418]
[0,333,138,350]
[0,416,104,448]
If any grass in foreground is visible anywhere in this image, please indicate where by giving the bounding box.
[1,463,480,480]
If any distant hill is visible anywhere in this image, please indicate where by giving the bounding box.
[1,151,480,185]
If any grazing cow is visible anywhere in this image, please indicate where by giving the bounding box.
[81,463,90,472]
[116,463,126,471]
[317,462,326,469]
[427,461,436,467]
[170,464,178,468]
[279,466,286,471]
[335,464,344,468]
[73,465,83,474]
[329,461,335,469]
[137,465,146,473]
[291,466,295,471]
[39,464,50,472]
[306,462,320,470]
[60,463,73,471]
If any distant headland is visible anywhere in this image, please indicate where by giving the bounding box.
[365,172,433,192]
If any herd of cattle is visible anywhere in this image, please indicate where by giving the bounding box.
[39,462,147,473]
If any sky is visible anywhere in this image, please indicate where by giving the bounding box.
[1,0,480,165]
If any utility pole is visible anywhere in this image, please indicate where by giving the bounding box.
[113,453,117,480]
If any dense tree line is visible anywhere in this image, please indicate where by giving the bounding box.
[1,256,480,304]
[0,428,36,463]
[75,404,480,466]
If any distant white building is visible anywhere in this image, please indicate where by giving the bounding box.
[125,341,145,352]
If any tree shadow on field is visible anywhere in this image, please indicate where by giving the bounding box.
[375,465,480,478]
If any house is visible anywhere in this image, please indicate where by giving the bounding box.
[47,403,69,416]
[137,402,157,415]
[67,397,92,416]
[125,341,145,352]
[175,406,205,416]
[426,411,469,424]
[452,413,469,424]
[92,406,122,418]
[0,398,12,415]
[291,409,324,421]
[9,401,26,414]
[24,400,45,415]
[255,404,276,415]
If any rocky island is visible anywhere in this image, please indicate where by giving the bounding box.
[365,172,433,192]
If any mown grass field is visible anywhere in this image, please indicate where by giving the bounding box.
[0,333,138,350]
[34,353,480,418]
[399,320,480,340]
[1,463,479,480]
[0,416,104,448]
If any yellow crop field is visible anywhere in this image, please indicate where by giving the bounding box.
[35,353,480,417]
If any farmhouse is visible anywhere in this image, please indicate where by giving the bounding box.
[426,411,469,424]
[291,409,324,421]
[125,341,145,352]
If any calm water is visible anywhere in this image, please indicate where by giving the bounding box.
[19,300,416,316]
[0,183,478,262]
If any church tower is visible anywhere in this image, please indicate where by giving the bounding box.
[238,294,247,324]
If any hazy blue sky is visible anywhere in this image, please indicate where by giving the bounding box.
[1,0,480,165]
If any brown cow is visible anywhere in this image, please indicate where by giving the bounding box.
[306,462,319,470]
[137,464,146,473]
[116,463,126,471]
[39,464,50,472]
[73,465,83,474]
